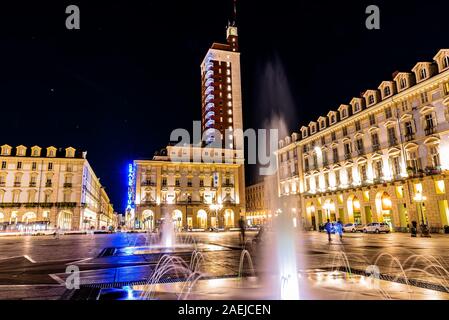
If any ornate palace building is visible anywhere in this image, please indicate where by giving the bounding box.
[0,144,116,232]
[128,145,245,230]
[277,49,449,233]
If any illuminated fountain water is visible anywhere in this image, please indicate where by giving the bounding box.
[161,210,176,248]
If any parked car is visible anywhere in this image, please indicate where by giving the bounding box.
[343,223,360,233]
[355,224,366,232]
[363,222,391,234]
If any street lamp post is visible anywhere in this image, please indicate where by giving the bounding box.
[323,203,331,221]
[413,193,431,238]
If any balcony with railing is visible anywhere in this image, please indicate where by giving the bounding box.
[388,137,398,147]
[205,85,214,95]
[344,153,351,160]
[205,111,215,120]
[45,182,53,188]
[205,62,214,70]
[356,148,365,156]
[205,78,214,87]
[205,119,215,128]
[29,182,36,187]
[404,132,415,142]
[141,181,156,187]
[205,70,214,79]
[372,144,380,152]
[425,126,437,136]
[63,183,73,188]
[14,182,21,187]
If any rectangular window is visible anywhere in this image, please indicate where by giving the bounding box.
[371,133,380,150]
[421,92,429,104]
[342,127,348,136]
[355,120,361,132]
[375,160,383,179]
[444,82,449,95]
[175,178,180,187]
[369,114,376,125]
[356,139,364,154]
[331,132,336,141]
[321,136,326,146]
[1,161,6,170]
[333,148,339,163]
[387,127,397,146]
[32,162,37,171]
[48,162,53,171]
[162,178,167,187]
[401,101,408,111]
[385,107,392,119]
[17,162,22,170]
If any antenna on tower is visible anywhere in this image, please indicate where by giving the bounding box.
[232,0,237,26]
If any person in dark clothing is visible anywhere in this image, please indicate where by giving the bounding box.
[324,219,332,242]
[238,216,246,246]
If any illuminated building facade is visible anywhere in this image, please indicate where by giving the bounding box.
[277,49,449,232]
[0,144,116,231]
[131,145,245,230]
[245,175,277,226]
[201,21,243,150]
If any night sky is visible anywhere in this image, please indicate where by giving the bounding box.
[1,0,448,212]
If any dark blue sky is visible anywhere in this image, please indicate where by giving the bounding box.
[1,0,448,212]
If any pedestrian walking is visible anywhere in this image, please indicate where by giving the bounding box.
[324,219,332,242]
[238,216,246,246]
[336,220,343,241]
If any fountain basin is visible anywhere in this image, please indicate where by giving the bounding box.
[97,270,449,300]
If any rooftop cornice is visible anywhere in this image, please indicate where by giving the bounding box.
[293,67,449,146]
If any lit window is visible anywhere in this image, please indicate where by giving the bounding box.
[420,68,427,80]
[435,180,445,194]
[444,56,449,69]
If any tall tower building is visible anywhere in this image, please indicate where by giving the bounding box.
[200,2,243,151]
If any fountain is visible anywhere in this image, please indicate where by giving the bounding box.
[160,210,176,248]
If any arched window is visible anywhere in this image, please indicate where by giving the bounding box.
[331,115,336,123]
[443,56,449,69]
[384,86,391,97]
[354,103,360,112]
[400,78,407,89]
[420,68,427,80]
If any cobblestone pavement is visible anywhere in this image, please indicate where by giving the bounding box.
[0,231,448,299]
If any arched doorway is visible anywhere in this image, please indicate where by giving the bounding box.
[375,191,393,230]
[347,195,362,224]
[23,212,37,223]
[173,210,183,230]
[224,209,234,228]
[58,211,72,230]
[142,210,155,231]
[22,212,37,232]
[197,210,207,229]
[323,200,336,222]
